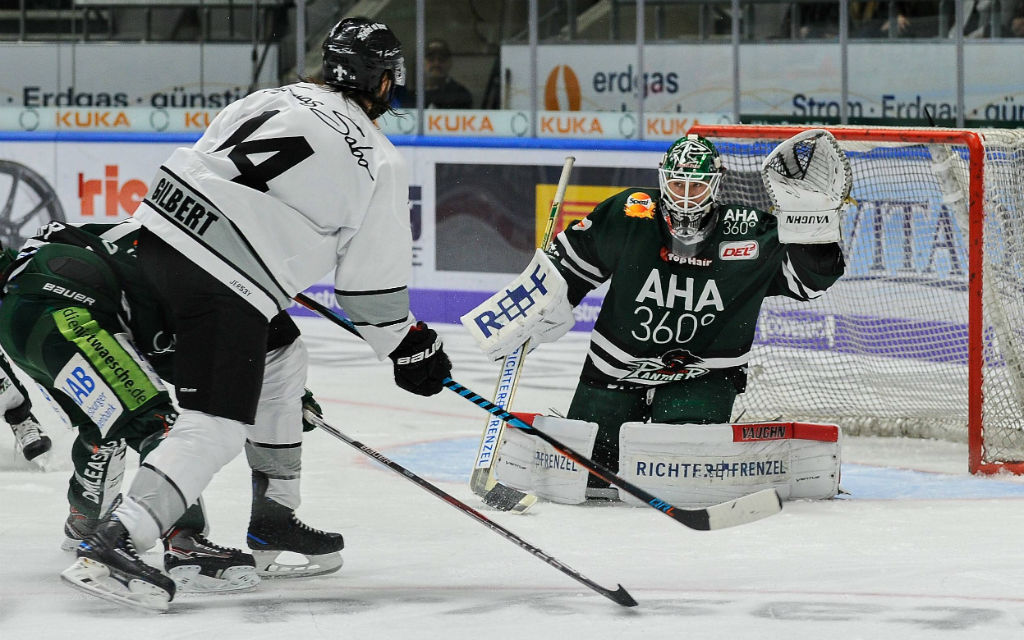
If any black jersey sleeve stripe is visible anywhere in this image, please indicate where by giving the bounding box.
[334,285,408,296]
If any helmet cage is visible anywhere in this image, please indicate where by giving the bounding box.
[658,136,723,242]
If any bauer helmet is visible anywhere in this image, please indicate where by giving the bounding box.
[322,17,406,119]
[658,134,724,254]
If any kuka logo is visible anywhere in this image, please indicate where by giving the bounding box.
[79,165,147,216]
[544,65,581,111]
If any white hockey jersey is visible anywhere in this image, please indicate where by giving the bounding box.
[133,82,414,359]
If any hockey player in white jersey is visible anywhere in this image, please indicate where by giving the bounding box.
[61,17,453,612]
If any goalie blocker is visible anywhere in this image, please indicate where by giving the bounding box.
[497,417,840,506]
[460,249,575,362]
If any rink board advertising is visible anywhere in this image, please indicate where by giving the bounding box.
[1,136,975,364]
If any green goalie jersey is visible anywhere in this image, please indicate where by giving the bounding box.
[546,187,845,390]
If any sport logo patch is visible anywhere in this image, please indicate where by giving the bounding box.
[620,348,710,384]
[719,240,759,260]
[659,246,712,267]
[56,353,123,438]
[624,192,655,219]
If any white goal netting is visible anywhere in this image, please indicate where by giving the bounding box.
[696,126,1024,472]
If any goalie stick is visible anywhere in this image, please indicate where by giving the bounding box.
[294,293,783,531]
[470,155,576,514]
[303,409,637,607]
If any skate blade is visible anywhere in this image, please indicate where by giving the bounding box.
[252,550,343,578]
[61,537,83,552]
[169,564,261,593]
[61,558,171,613]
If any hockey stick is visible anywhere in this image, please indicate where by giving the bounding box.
[304,409,637,607]
[470,155,576,513]
[294,293,783,531]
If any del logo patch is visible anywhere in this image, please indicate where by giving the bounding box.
[719,240,759,260]
[624,192,655,219]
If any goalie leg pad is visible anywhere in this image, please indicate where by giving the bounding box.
[493,415,597,504]
[618,421,841,507]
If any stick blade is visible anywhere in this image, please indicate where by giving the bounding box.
[481,480,538,514]
[704,488,783,530]
[607,584,639,607]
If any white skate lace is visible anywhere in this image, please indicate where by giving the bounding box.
[119,531,144,561]
[189,532,238,553]
[10,418,43,448]
[291,515,331,536]
[167,529,239,556]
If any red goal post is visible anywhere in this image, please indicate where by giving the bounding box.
[687,124,1024,475]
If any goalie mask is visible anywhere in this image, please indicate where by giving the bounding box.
[322,17,406,120]
[658,135,724,256]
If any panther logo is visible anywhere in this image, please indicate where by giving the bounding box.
[620,348,710,383]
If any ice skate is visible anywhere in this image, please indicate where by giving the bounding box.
[247,499,344,578]
[163,527,260,593]
[62,506,99,551]
[9,413,51,464]
[61,515,175,613]
[62,495,123,551]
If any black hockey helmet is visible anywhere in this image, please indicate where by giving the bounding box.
[322,17,406,118]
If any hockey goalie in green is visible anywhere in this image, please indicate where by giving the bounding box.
[463,129,852,504]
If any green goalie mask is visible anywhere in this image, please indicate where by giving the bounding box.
[658,134,724,254]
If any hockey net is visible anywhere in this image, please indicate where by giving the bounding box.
[688,125,1024,474]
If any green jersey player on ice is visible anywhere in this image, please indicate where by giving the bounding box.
[0,218,344,600]
[464,130,850,499]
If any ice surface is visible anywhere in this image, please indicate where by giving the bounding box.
[2,317,1024,639]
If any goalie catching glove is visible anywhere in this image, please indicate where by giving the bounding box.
[461,249,576,361]
[761,128,853,244]
[389,322,452,396]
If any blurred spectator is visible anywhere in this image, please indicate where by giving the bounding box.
[778,3,840,38]
[947,0,1020,37]
[853,1,939,38]
[424,38,473,109]
[1011,1,1024,36]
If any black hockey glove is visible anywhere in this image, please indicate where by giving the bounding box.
[389,322,452,397]
[301,388,322,432]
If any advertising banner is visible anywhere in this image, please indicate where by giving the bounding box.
[0,138,661,330]
[0,136,976,357]
[501,42,1024,125]
[0,42,277,111]
[379,109,730,141]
